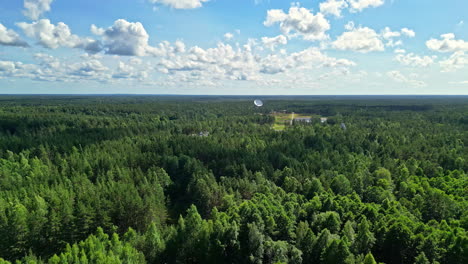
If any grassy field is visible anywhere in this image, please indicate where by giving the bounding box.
[271,112,312,131]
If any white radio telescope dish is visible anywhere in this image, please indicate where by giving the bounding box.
[254,99,263,107]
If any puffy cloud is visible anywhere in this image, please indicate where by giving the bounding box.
[112,61,148,80]
[0,59,44,80]
[34,52,61,69]
[332,26,384,53]
[320,0,386,17]
[92,19,185,57]
[264,5,330,41]
[385,39,402,48]
[113,62,133,78]
[23,0,54,20]
[288,47,355,68]
[17,19,78,49]
[95,19,150,56]
[380,27,414,47]
[174,40,186,53]
[260,47,355,74]
[439,51,468,72]
[154,40,355,85]
[261,35,287,50]
[224,32,234,40]
[90,24,105,36]
[148,0,208,9]
[333,24,414,53]
[0,54,156,83]
[17,19,101,52]
[32,53,70,81]
[147,40,187,57]
[70,60,108,77]
[344,21,355,30]
[320,0,348,17]
[77,38,103,53]
[91,19,155,56]
[381,27,401,39]
[348,0,385,13]
[0,61,16,72]
[426,33,468,53]
[395,53,436,67]
[1,35,357,88]
[386,70,426,87]
[0,23,29,47]
[401,28,415,38]
[0,53,115,82]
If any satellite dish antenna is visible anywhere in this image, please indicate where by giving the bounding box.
[254,99,264,107]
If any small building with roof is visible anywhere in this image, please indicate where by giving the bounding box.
[294,117,312,123]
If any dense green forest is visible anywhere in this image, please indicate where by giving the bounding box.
[0,95,467,264]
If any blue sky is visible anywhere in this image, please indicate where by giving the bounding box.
[0,0,467,94]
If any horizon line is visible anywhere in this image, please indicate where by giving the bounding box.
[1,94,468,96]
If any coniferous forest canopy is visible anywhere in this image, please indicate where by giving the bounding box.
[0,95,467,264]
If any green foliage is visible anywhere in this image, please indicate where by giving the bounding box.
[414,252,430,264]
[363,252,377,264]
[47,228,146,263]
[331,175,352,195]
[354,216,376,255]
[0,96,467,264]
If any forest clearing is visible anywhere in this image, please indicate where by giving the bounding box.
[271,112,314,131]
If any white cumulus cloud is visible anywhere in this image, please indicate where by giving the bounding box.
[381,27,401,39]
[1,33,358,88]
[320,0,348,17]
[17,19,101,52]
[260,47,355,74]
[149,0,208,9]
[426,33,468,53]
[332,26,384,53]
[70,60,108,77]
[333,24,415,53]
[112,61,144,79]
[23,0,54,20]
[224,32,234,41]
[439,51,468,72]
[348,0,385,13]
[320,0,386,17]
[395,53,435,67]
[91,20,187,57]
[0,61,17,72]
[264,5,330,41]
[401,28,416,38]
[387,70,426,87]
[261,35,287,50]
[380,27,415,47]
[94,19,153,56]
[0,54,153,83]
[0,23,29,47]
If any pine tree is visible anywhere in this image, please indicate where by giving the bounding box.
[321,239,354,264]
[143,222,164,263]
[414,252,430,264]
[363,252,377,264]
[354,217,375,254]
